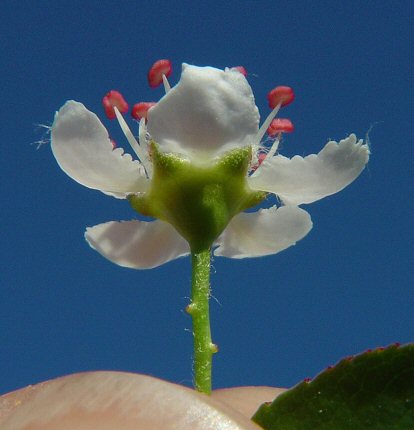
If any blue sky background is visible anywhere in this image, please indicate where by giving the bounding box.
[1,1,413,395]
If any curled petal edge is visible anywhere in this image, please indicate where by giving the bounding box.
[248,134,369,205]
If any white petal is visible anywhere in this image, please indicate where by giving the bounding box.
[214,206,312,258]
[85,219,190,269]
[147,64,259,162]
[248,134,369,205]
[51,101,149,196]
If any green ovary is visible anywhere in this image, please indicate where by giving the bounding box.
[129,143,266,252]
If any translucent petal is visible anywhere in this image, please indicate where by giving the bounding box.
[85,219,190,269]
[248,134,369,205]
[51,101,149,196]
[0,372,262,430]
[147,64,259,162]
[214,206,312,258]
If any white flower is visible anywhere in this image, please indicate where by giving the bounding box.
[51,63,369,269]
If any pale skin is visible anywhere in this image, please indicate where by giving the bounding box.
[0,372,285,430]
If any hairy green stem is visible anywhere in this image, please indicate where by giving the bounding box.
[187,248,216,394]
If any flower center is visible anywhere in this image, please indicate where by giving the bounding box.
[129,144,266,251]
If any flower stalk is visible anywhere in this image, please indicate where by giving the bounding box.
[187,248,216,394]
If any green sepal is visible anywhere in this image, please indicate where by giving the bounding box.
[252,343,414,430]
[129,143,265,252]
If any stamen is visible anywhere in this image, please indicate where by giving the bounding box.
[264,133,281,160]
[250,152,267,172]
[131,102,156,120]
[267,86,295,109]
[254,103,282,146]
[251,130,282,177]
[267,118,294,136]
[102,90,129,120]
[253,86,295,149]
[139,118,152,177]
[162,74,171,93]
[138,118,148,150]
[114,107,151,176]
[148,59,172,88]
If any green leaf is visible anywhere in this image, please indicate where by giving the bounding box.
[252,344,414,430]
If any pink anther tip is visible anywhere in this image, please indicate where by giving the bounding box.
[267,118,294,136]
[131,102,156,120]
[267,86,295,109]
[102,90,129,120]
[148,59,172,88]
[231,66,247,76]
[251,152,267,172]
[257,152,267,164]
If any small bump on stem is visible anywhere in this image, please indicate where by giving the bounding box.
[210,343,219,354]
[185,303,197,315]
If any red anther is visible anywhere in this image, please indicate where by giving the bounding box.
[110,139,117,149]
[148,59,172,88]
[102,90,129,120]
[267,86,295,109]
[131,102,156,120]
[257,152,267,165]
[251,152,267,172]
[231,66,247,76]
[267,118,294,136]
[303,377,312,383]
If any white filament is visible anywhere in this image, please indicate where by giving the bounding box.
[162,74,171,93]
[254,102,281,147]
[139,118,153,177]
[114,107,151,176]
